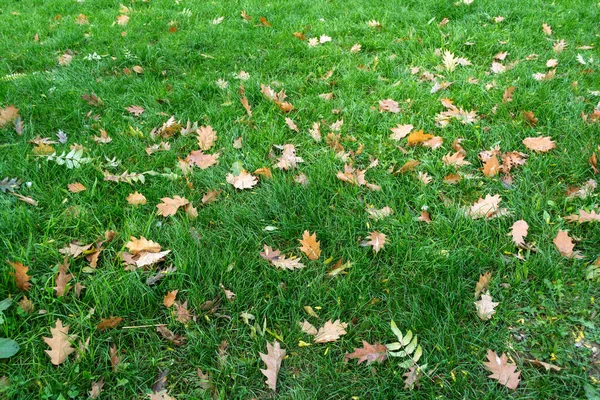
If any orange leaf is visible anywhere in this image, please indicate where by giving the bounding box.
[298,231,321,260]
[8,260,32,291]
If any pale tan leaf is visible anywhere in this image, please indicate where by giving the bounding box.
[276,144,303,170]
[389,124,413,141]
[197,126,217,150]
[314,319,348,343]
[202,189,222,204]
[298,231,321,260]
[379,99,400,113]
[509,220,528,247]
[298,320,317,336]
[260,341,286,392]
[344,341,387,364]
[43,319,76,365]
[483,350,521,390]
[475,293,499,320]
[163,290,178,308]
[366,206,394,220]
[285,118,299,132]
[467,194,504,219]
[126,105,144,116]
[226,170,258,190]
[365,231,387,253]
[125,236,161,254]
[186,150,219,169]
[553,230,581,258]
[156,196,190,217]
[475,271,491,298]
[126,191,147,205]
[68,182,86,193]
[523,136,555,152]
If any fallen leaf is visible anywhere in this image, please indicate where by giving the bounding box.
[97,317,123,331]
[260,245,306,270]
[174,300,195,323]
[126,191,147,205]
[126,105,145,116]
[509,220,528,247]
[366,206,394,220]
[482,155,500,177]
[475,272,491,298]
[285,118,299,132]
[298,231,321,260]
[18,296,34,313]
[68,182,86,193]
[156,196,190,217]
[186,150,219,169]
[163,290,178,308]
[379,99,400,113]
[389,124,413,141]
[220,284,236,302]
[523,136,555,152]
[202,190,222,204]
[43,319,76,365]
[8,261,32,291]
[54,261,73,297]
[259,16,272,27]
[260,341,285,392]
[89,378,104,399]
[418,210,431,223]
[407,130,433,146]
[314,319,348,343]
[156,326,186,346]
[364,231,387,253]
[197,126,217,150]
[443,151,471,167]
[109,345,119,372]
[467,194,505,219]
[226,170,258,190]
[126,237,162,254]
[553,230,581,258]
[483,350,521,390]
[276,144,304,170]
[526,359,561,371]
[299,320,317,336]
[0,105,19,127]
[344,341,388,364]
[475,293,499,320]
[403,366,423,389]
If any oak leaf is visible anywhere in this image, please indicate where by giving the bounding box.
[54,261,73,297]
[8,261,32,291]
[260,341,285,392]
[186,150,219,169]
[97,317,123,331]
[156,326,186,346]
[125,236,162,254]
[483,350,521,390]
[202,189,222,204]
[126,105,144,116]
[0,105,19,127]
[564,209,600,223]
[298,320,317,335]
[126,191,147,205]
[276,144,304,170]
[156,196,190,217]
[260,245,306,270]
[482,155,500,177]
[68,182,86,193]
[467,194,505,219]
[197,126,217,150]
[226,170,258,190]
[285,118,298,132]
[366,206,394,220]
[379,99,400,113]
[553,230,581,258]
[443,151,471,167]
[509,220,528,247]
[523,136,555,152]
[298,231,321,260]
[475,293,498,320]
[407,130,433,146]
[43,319,76,365]
[389,124,413,140]
[314,319,348,343]
[364,231,387,253]
[163,290,178,308]
[344,341,388,364]
[109,345,120,372]
[474,272,491,298]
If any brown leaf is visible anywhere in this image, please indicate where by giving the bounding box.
[407,130,433,146]
[260,341,286,392]
[97,317,123,331]
[147,390,176,400]
[174,300,195,323]
[197,126,217,150]
[276,144,304,170]
[364,231,387,253]
[254,167,272,178]
[443,173,462,184]
[109,345,120,372]
[467,194,505,219]
[442,151,471,167]
[240,93,252,117]
[89,378,104,399]
[285,118,299,132]
[298,320,317,335]
[483,350,521,390]
[156,196,190,217]
[54,261,73,297]
[92,129,112,144]
[553,230,581,258]
[298,231,321,260]
[260,245,306,270]
[0,105,19,127]
[314,319,348,343]
[126,191,147,205]
[403,366,423,389]
[8,261,32,291]
[116,14,129,25]
[523,136,555,152]
[475,272,491,298]
[186,150,219,169]
[81,93,103,107]
[43,319,76,365]
[502,86,515,103]
[226,170,258,190]
[418,210,431,223]
[68,182,86,193]
[509,220,528,247]
[156,325,186,346]
[164,290,178,308]
[379,99,400,113]
[344,341,387,364]
[126,105,145,116]
[220,284,236,302]
[202,190,222,204]
[395,160,420,174]
[526,359,561,371]
[18,296,34,313]
[482,155,500,177]
[564,209,600,223]
[259,16,272,27]
[126,236,162,254]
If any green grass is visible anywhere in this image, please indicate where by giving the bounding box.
[1,0,600,398]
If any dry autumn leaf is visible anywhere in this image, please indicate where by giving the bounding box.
[126,191,147,205]
[523,136,555,152]
[186,150,219,169]
[407,130,433,146]
[126,237,162,254]
[314,319,348,343]
[202,189,222,204]
[467,194,506,219]
[54,260,73,297]
[298,231,321,260]
[126,105,145,116]
[68,182,86,193]
[379,99,400,113]
[8,261,32,291]
[276,144,304,170]
[260,245,306,270]
[483,350,521,390]
[260,341,285,392]
[43,319,76,365]
[553,230,581,258]
[482,155,500,177]
[226,170,258,190]
[156,196,190,217]
[364,231,387,253]
[509,220,529,247]
[474,272,491,298]
[197,126,217,150]
[344,341,388,364]
[97,317,123,331]
[164,290,178,308]
[475,293,499,320]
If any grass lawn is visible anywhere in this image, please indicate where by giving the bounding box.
[1,0,600,398]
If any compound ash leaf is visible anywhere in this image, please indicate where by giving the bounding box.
[43,319,76,365]
[314,319,348,343]
[226,170,258,190]
[260,341,286,392]
[344,341,388,364]
[509,220,529,247]
[156,196,190,217]
[523,136,555,152]
[298,231,321,260]
[364,231,387,253]
[126,191,147,205]
[483,350,521,390]
[8,261,32,291]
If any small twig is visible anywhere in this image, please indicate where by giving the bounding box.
[122,323,167,329]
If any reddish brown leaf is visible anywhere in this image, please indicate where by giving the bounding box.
[8,261,32,291]
[344,341,388,364]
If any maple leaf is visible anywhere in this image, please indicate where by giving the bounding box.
[54,260,73,297]
[553,230,581,258]
[67,182,86,193]
[389,124,413,141]
[126,191,147,205]
[345,341,388,364]
[475,293,499,320]
[379,99,400,113]
[226,170,258,190]
[126,237,162,254]
[509,220,529,247]
[126,105,145,116]
[164,290,178,308]
[407,130,433,146]
[483,350,521,390]
[523,136,555,152]
[314,319,348,343]
[8,261,32,291]
[298,231,321,260]
[276,144,304,170]
[475,272,491,298]
[156,325,186,346]
[97,317,123,331]
[186,150,219,169]
[260,341,285,392]
[156,196,190,217]
[197,126,217,150]
[467,194,506,219]
[43,319,76,365]
[364,231,387,253]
